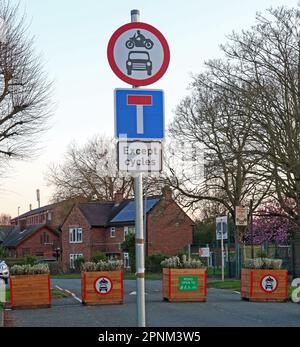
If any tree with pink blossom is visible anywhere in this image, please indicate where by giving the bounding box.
[245,201,297,245]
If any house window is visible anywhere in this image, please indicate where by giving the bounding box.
[41,232,50,244]
[110,227,116,238]
[22,248,30,257]
[69,228,83,243]
[69,253,83,269]
[47,211,52,222]
[124,226,135,240]
[124,252,130,269]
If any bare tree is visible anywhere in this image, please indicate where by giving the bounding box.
[46,135,134,202]
[0,1,52,163]
[205,6,300,233]
[167,70,271,248]
[0,212,10,225]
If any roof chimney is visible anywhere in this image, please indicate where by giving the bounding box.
[36,189,40,208]
[19,219,27,232]
[162,186,173,201]
[114,191,124,205]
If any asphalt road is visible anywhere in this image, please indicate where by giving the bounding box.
[4,279,300,327]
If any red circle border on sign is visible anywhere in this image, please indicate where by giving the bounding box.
[107,22,170,86]
[260,274,278,294]
[94,276,113,296]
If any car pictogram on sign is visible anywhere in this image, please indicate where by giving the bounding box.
[94,276,113,295]
[126,51,152,76]
[260,274,278,293]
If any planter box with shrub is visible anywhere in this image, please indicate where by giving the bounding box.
[81,260,124,305]
[241,258,288,302]
[10,264,51,309]
[161,256,207,302]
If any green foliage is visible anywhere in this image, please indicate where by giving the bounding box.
[194,219,235,245]
[255,250,268,258]
[74,256,85,271]
[121,233,136,272]
[91,251,107,263]
[145,252,168,272]
[24,255,38,266]
[0,246,8,258]
[176,249,189,259]
[193,222,215,245]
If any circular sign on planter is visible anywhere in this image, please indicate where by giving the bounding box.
[107,22,170,86]
[94,276,113,295]
[260,274,278,293]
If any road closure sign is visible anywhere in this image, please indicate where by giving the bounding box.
[107,22,170,86]
[118,141,162,173]
[115,89,164,140]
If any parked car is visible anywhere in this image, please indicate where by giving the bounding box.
[126,51,152,76]
[0,260,9,284]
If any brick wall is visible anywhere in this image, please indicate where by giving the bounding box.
[147,197,193,256]
[15,227,59,258]
[61,205,93,272]
[61,205,124,272]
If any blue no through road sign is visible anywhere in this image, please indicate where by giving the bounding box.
[115,89,164,140]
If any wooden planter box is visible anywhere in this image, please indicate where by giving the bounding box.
[163,268,207,302]
[10,274,51,309]
[241,269,288,302]
[82,271,124,305]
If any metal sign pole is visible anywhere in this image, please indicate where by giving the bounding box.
[131,9,146,328]
[221,220,224,281]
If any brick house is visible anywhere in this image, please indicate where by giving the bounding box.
[10,199,84,230]
[0,224,60,259]
[61,189,194,272]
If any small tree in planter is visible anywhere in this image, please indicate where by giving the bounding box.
[81,260,124,305]
[161,256,207,302]
[10,264,51,309]
[241,258,288,302]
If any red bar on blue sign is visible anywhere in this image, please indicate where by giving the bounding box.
[127,95,153,105]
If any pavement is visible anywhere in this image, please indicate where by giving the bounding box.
[3,279,300,327]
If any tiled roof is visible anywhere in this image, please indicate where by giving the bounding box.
[0,226,14,243]
[2,224,51,248]
[11,203,58,220]
[78,202,116,227]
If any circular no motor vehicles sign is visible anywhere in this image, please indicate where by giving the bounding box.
[260,274,278,293]
[94,276,113,295]
[107,22,170,86]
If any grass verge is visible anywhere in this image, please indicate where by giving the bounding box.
[208,280,241,291]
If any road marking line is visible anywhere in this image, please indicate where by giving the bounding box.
[234,291,241,294]
[129,291,148,296]
[55,285,82,303]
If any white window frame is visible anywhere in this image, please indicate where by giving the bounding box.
[70,253,83,269]
[69,227,83,244]
[110,227,116,238]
